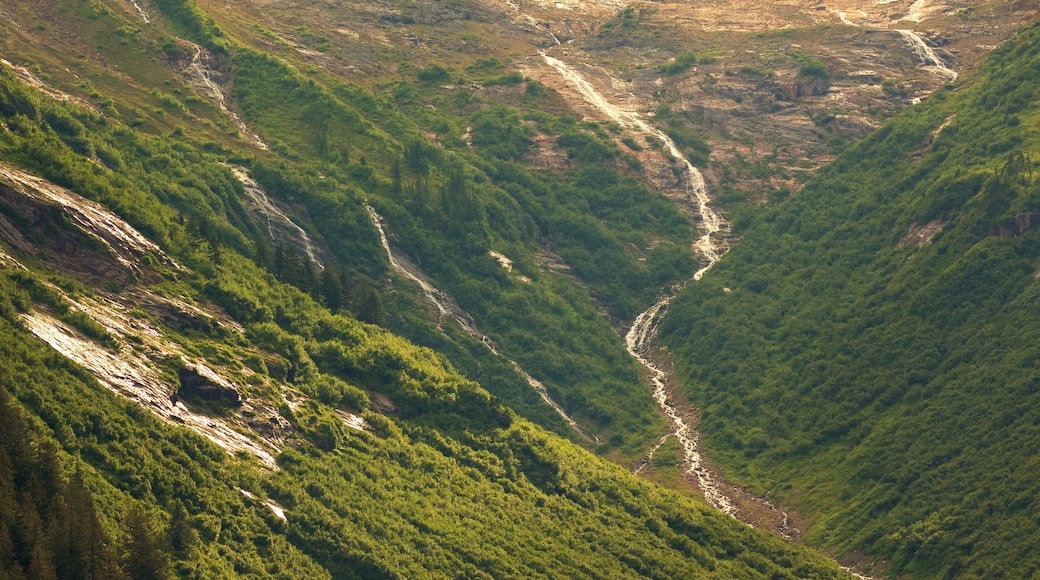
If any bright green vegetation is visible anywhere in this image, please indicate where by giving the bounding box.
[661,22,1040,578]
[0,64,846,580]
[0,293,847,577]
[216,39,698,452]
[3,0,702,454]
[0,0,854,576]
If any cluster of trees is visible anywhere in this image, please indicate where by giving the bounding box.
[661,22,1040,577]
[212,36,708,451]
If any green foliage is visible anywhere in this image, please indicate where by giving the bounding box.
[0,386,127,580]
[150,0,228,52]
[598,7,640,37]
[469,106,532,160]
[659,52,700,75]
[0,4,861,574]
[416,63,451,83]
[661,22,1040,577]
[789,52,829,81]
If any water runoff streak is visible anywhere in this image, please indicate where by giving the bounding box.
[543,53,735,514]
[232,167,322,269]
[896,30,958,82]
[366,206,592,441]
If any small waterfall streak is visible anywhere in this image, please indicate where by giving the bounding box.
[625,298,736,514]
[541,54,724,271]
[828,8,859,27]
[896,30,958,81]
[367,206,476,336]
[127,0,150,22]
[231,168,322,269]
[510,362,594,440]
[185,45,269,149]
[367,206,591,439]
[905,0,929,22]
[633,433,672,475]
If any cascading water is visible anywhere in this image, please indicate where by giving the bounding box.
[366,206,592,440]
[127,0,150,23]
[184,44,269,150]
[231,167,323,269]
[541,53,736,513]
[896,30,958,81]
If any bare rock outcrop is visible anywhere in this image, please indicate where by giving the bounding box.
[177,366,243,406]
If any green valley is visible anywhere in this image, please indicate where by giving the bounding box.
[0,0,1038,576]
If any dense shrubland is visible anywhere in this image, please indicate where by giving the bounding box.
[0,4,850,577]
[661,22,1040,578]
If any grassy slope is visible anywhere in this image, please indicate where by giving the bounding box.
[661,21,1040,578]
[0,0,685,453]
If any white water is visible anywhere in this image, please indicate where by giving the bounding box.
[127,0,150,23]
[905,0,930,22]
[184,45,269,150]
[541,55,724,271]
[542,52,735,512]
[830,9,860,27]
[366,206,591,439]
[821,4,957,83]
[896,30,958,81]
[231,167,322,269]
[625,298,736,514]
[633,433,671,475]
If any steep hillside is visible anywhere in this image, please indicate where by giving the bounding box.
[0,0,861,578]
[662,21,1040,578]
[0,31,856,580]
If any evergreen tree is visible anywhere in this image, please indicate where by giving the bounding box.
[24,544,55,580]
[120,506,168,580]
[53,474,125,580]
[165,502,198,560]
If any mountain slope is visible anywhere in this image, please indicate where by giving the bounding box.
[0,63,850,578]
[0,0,853,577]
[661,20,1040,577]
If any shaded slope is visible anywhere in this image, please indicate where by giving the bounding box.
[661,21,1040,578]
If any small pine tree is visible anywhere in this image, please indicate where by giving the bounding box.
[120,506,168,580]
[165,502,198,560]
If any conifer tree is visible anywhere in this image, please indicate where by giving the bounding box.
[121,506,168,580]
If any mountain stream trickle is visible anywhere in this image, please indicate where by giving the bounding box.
[366,206,593,441]
[183,44,269,150]
[540,52,738,514]
[896,29,958,82]
[232,167,323,269]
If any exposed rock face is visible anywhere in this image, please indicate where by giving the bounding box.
[899,218,945,247]
[996,211,1040,239]
[177,366,243,406]
[773,78,830,101]
[0,163,180,285]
